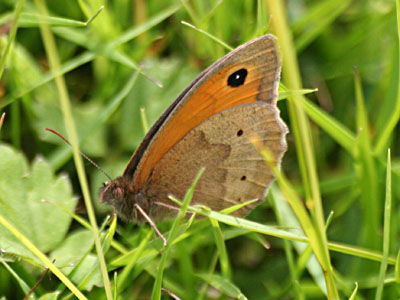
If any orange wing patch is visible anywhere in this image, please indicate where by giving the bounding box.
[134,45,278,188]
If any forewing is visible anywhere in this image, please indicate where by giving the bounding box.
[126,35,281,190]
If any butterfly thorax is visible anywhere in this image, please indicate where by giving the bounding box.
[99,176,149,222]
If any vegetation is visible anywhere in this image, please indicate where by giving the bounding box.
[0,0,399,299]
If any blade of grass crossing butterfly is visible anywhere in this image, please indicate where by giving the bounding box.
[150,168,205,300]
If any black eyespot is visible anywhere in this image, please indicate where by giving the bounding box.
[227,68,248,87]
[102,182,108,187]
[241,175,246,181]
[237,129,243,136]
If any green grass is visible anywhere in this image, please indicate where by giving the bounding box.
[0,0,399,299]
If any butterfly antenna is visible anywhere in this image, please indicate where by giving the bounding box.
[45,128,112,181]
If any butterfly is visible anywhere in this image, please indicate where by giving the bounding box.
[99,34,288,222]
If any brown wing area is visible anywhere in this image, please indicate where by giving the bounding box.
[145,103,288,218]
[133,35,280,189]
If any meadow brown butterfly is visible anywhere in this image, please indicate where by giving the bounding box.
[99,34,288,221]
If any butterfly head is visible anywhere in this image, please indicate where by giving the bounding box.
[99,176,139,221]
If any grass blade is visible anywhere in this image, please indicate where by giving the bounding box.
[33,0,112,298]
[354,67,379,249]
[48,71,139,169]
[374,149,392,300]
[293,0,351,51]
[302,96,356,157]
[181,21,233,51]
[270,187,305,300]
[151,168,205,300]
[0,0,25,80]
[349,282,359,300]
[196,273,248,300]
[0,214,87,299]
[116,229,153,292]
[266,0,338,297]
[374,0,400,154]
[110,4,181,47]
[209,218,231,279]
[0,257,31,295]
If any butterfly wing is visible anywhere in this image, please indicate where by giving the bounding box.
[145,102,287,218]
[123,35,282,192]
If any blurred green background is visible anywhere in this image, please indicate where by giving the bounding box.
[0,0,399,299]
